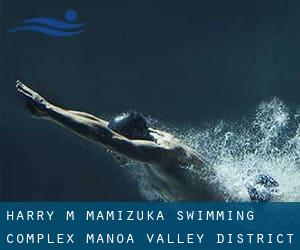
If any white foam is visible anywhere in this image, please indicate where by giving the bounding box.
[125,98,300,201]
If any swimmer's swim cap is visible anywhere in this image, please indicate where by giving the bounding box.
[108,111,153,141]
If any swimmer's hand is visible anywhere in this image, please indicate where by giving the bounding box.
[16,80,49,118]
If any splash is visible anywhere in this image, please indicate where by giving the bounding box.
[124,98,300,201]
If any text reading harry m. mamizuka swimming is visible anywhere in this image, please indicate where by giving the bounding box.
[2,207,296,248]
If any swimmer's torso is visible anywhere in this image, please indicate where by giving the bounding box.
[143,129,225,201]
[144,161,224,201]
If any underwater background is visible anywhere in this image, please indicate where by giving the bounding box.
[1,0,300,201]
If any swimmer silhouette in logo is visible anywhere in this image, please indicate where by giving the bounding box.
[15,81,279,201]
[9,9,85,37]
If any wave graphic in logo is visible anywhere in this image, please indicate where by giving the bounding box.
[9,9,85,37]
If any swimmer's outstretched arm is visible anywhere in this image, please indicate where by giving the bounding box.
[16,81,175,165]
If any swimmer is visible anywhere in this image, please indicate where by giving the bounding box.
[16,80,278,201]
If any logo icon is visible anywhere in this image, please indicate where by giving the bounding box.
[9,9,85,37]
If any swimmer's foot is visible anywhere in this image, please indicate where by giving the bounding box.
[246,174,280,202]
[16,80,49,118]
